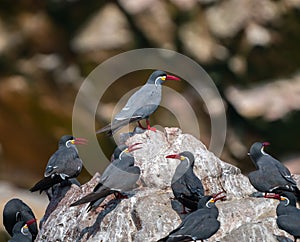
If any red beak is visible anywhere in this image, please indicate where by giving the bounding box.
[74,137,88,145]
[26,218,37,226]
[166,74,180,81]
[262,141,270,147]
[264,193,281,200]
[212,191,226,201]
[166,154,181,159]
[128,142,143,152]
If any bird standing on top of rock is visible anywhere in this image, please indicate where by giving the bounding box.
[96,70,180,136]
[3,198,37,241]
[265,192,300,242]
[8,222,32,242]
[166,151,204,213]
[247,142,300,199]
[157,194,224,242]
[30,135,87,194]
[70,143,142,211]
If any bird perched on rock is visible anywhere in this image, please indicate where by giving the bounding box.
[96,70,180,136]
[8,222,32,242]
[265,192,300,242]
[70,143,142,211]
[248,142,300,199]
[166,151,204,212]
[157,194,225,242]
[30,135,87,194]
[3,198,37,241]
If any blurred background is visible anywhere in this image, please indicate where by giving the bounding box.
[1,0,300,240]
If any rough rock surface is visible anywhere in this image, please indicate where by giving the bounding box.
[36,128,295,241]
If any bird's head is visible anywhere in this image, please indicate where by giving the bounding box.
[205,196,216,208]
[12,222,31,237]
[280,196,290,206]
[197,194,225,209]
[147,70,180,86]
[59,135,88,148]
[119,143,142,160]
[112,144,127,160]
[166,151,195,166]
[21,223,30,236]
[248,141,270,161]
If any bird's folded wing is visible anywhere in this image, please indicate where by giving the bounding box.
[275,163,297,185]
[44,150,79,177]
[186,177,204,197]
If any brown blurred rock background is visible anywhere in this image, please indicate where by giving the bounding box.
[1,0,300,240]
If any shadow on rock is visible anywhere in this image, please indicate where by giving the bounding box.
[77,198,122,241]
[274,234,293,242]
[40,179,80,228]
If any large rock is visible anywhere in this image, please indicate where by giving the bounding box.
[36,128,294,241]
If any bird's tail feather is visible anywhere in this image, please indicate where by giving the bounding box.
[96,123,112,135]
[96,117,141,136]
[86,197,106,212]
[70,188,113,207]
[30,176,63,192]
[96,120,128,136]
[156,237,167,242]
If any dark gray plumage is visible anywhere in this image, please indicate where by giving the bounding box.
[157,195,222,242]
[110,144,128,161]
[248,142,300,199]
[266,193,300,242]
[40,178,81,228]
[8,222,32,242]
[30,135,87,193]
[70,143,141,211]
[3,199,37,241]
[96,70,180,135]
[166,151,204,212]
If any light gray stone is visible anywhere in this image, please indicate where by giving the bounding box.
[35,128,296,242]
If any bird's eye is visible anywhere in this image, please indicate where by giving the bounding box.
[21,226,29,235]
[66,140,72,147]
